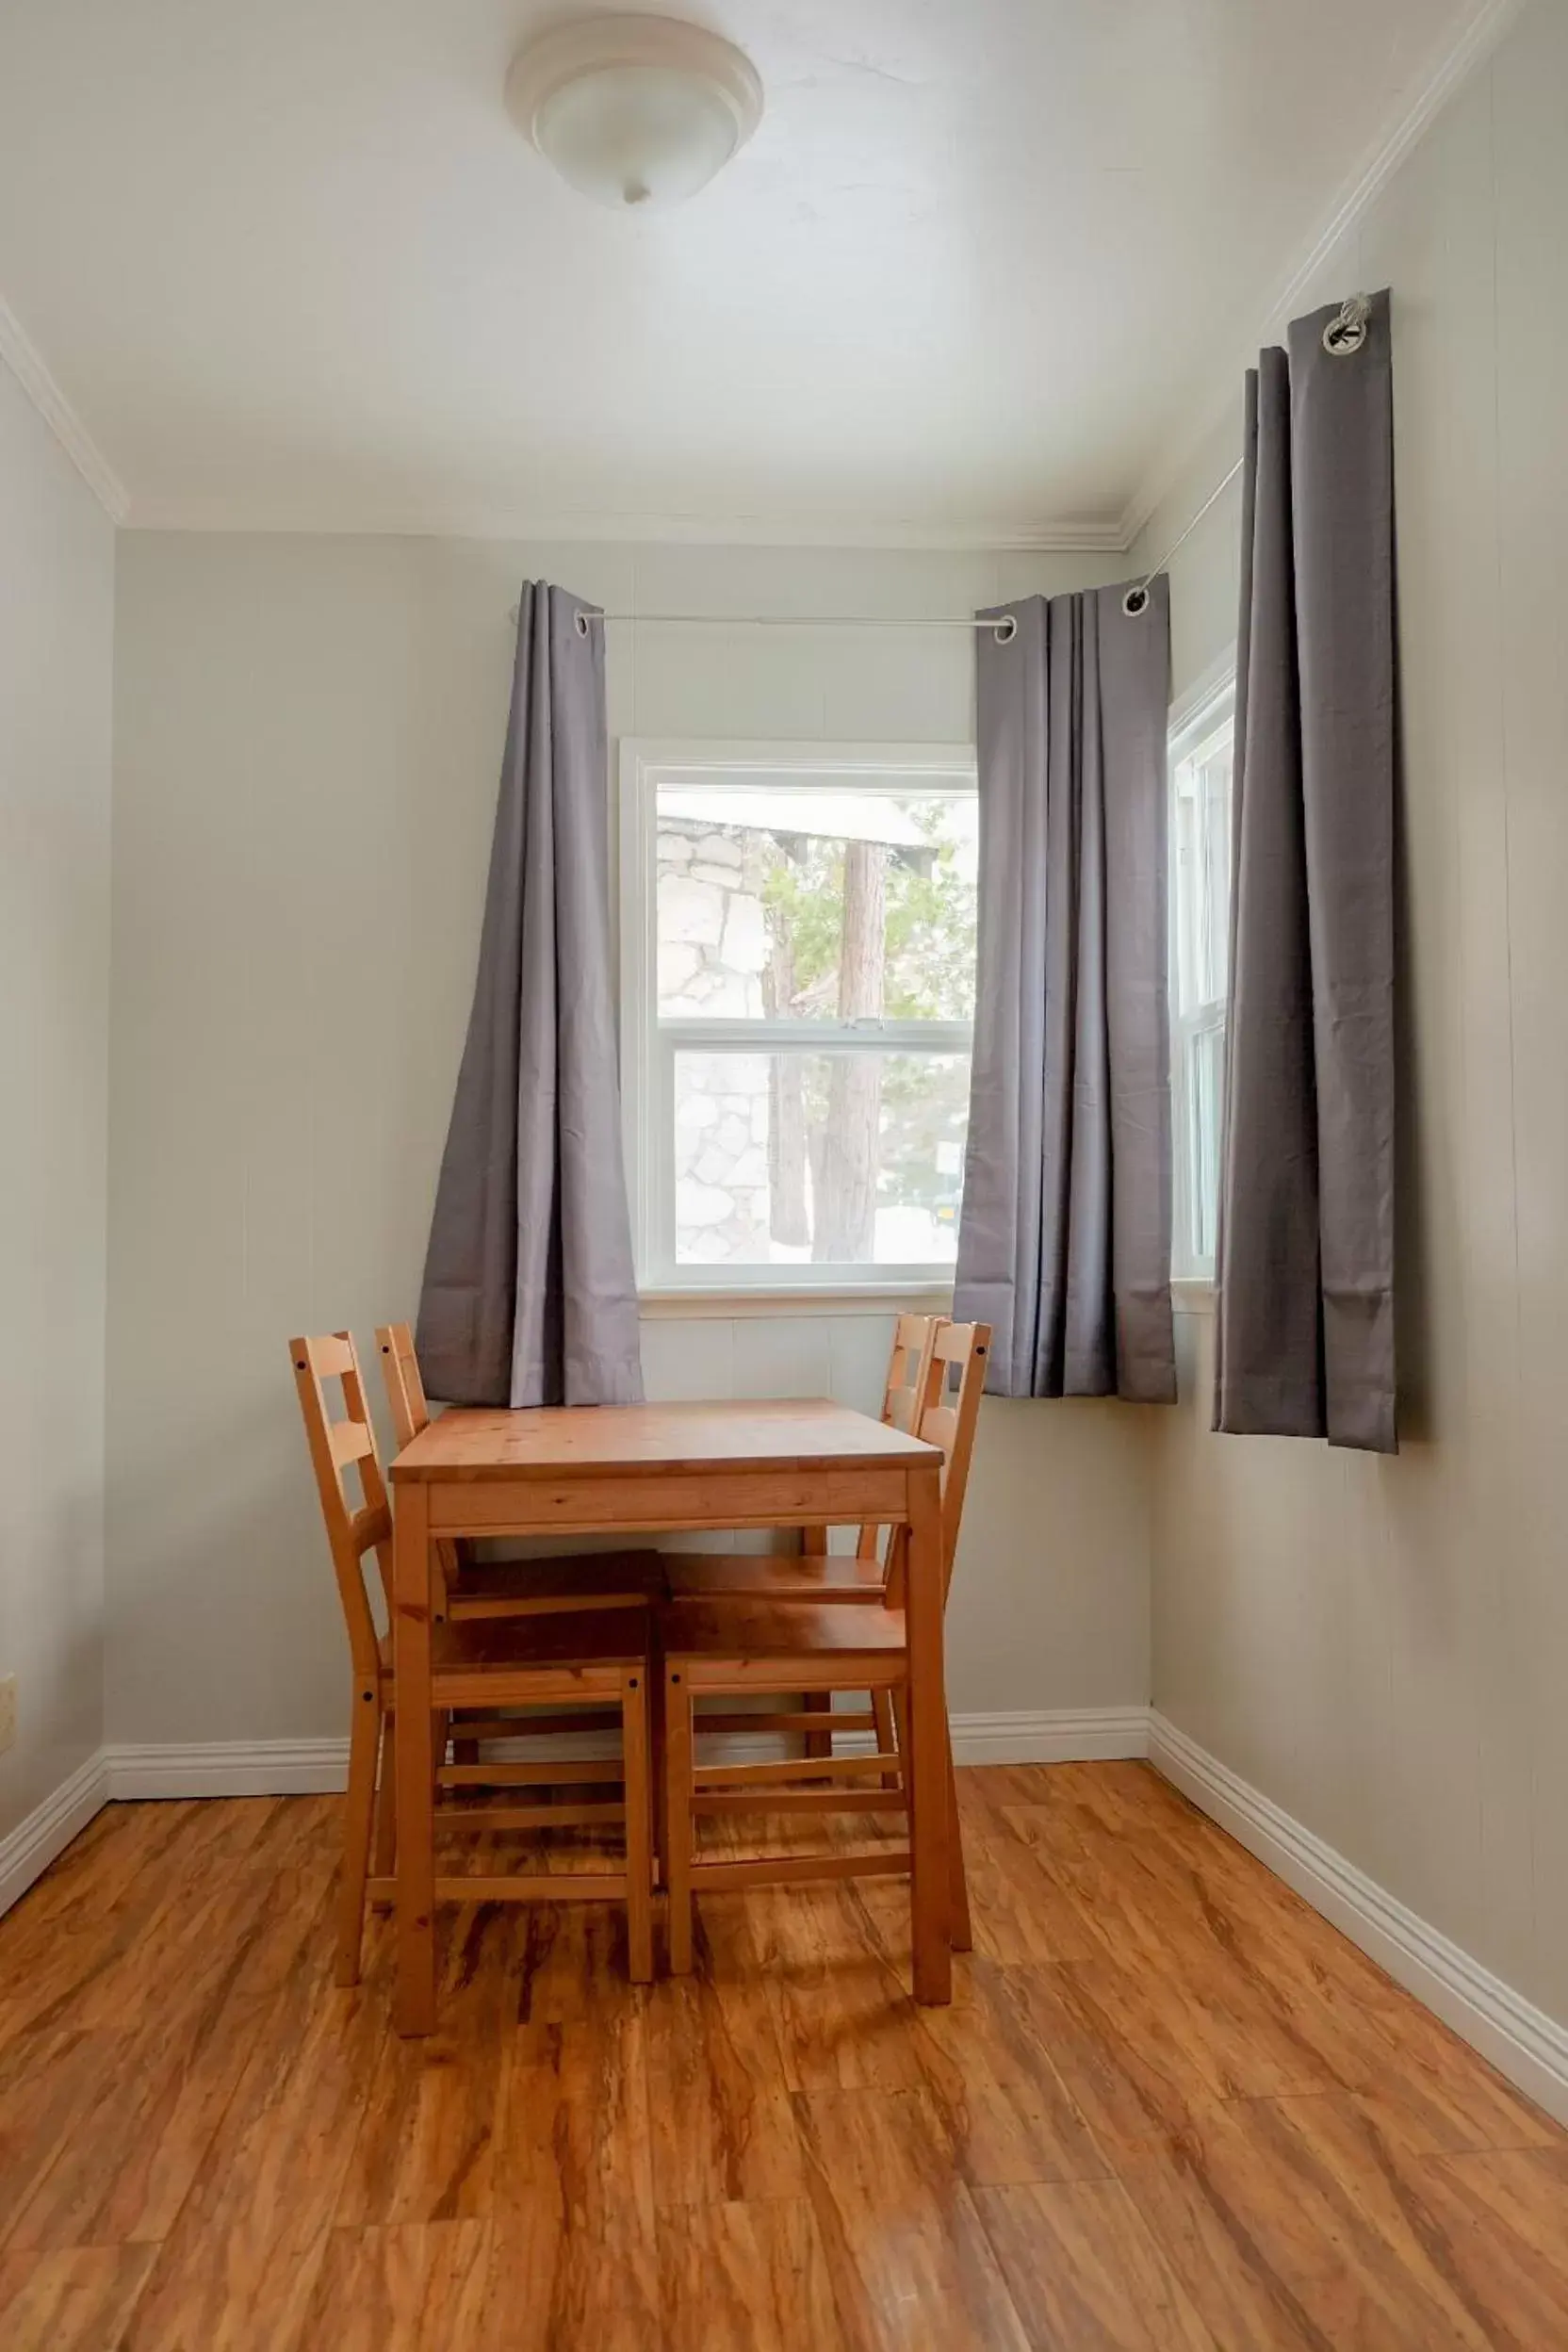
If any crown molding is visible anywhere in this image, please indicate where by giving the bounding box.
[1120,0,1528,552]
[122,496,1130,555]
[0,291,128,523]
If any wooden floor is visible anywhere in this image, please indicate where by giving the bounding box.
[2,1763,1566,2350]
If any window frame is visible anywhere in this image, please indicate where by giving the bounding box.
[618,738,978,1298]
[1168,662,1237,1286]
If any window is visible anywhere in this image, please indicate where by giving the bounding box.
[620,742,978,1292]
[1169,678,1235,1280]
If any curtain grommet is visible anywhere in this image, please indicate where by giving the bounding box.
[1121,584,1151,618]
[1323,293,1371,356]
[992,614,1019,645]
[574,609,592,637]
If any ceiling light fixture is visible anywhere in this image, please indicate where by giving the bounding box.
[506,14,763,211]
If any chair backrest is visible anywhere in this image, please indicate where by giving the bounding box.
[856,1314,941,1564]
[376,1321,430,1450]
[917,1320,991,1588]
[882,1318,991,1608]
[376,1321,464,1605]
[289,1331,392,1689]
[884,1312,939,1434]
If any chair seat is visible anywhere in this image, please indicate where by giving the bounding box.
[448,1547,666,1618]
[381,1608,652,1705]
[660,1595,908,1666]
[443,1609,650,1665]
[662,1552,886,1604]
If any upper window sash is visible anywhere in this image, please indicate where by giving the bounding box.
[620,739,977,1292]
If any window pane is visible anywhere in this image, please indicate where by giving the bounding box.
[671,1049,970,1268]
[655,785,977,1022]
[1196,732,1233,1006]
[1187,1021,1226,1267]
[1173,724,1233,1017]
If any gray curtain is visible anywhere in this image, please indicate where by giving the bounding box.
[1214,289,1396,1452]
[416,583,644,1408]
[955,580,1176,1402]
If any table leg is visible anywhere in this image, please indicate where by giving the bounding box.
[905,1461,952,2004]
[393,1478,436,2035]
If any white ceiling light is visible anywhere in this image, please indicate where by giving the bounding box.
[506,15,763,212]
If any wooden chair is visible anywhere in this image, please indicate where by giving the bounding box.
[376,1323,665,1623]
[661,1312,940,1608]
[662,1312,939,1764]
[657,1320,991,1975]
[290,1331,655,1989]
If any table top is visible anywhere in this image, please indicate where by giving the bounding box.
[390,1397,942,1482]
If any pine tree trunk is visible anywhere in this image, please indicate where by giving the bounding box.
[814,842,886,1262]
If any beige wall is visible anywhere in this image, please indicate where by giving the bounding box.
[1140,0,1568,2028]
[106,534,1155,1747]
[0,358,115,1841]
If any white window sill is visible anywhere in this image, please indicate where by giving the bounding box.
[638,1282,956,1321]
[1170,1277,1216,1314]
[641,1279,1214,1320]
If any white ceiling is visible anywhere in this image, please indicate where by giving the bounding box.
[0,0,1491,540]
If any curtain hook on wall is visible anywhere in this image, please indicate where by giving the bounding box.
[1323,291,1372,356]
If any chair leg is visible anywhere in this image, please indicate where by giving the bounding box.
[664,1666,694,1976]
[452,1733,481,1767]
[872,1689,900,1788]
[371,1704,398,1901]
[650,1659,667,1889]
[945,1735,973,1953]
[622,1670,655,1984]
[804,1690,834,1763]
[337,1686,380,1986]
[891,1689,969,1948]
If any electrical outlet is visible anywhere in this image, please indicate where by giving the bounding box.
[0,1675,14,1755]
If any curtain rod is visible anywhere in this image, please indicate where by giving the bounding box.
[507,606,1021,641]
[1119,459,1245,617]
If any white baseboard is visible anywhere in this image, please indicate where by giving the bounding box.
[952,1707,1150,1764]
[0,1752,110,1918]
[104,1740,351,1800]
[1149,1710,1568,2131]
[100,1707,1151,1804]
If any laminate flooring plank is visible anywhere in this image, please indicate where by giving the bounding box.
[794,2085,1034,2352]
[972,2178,1222,2352]
[5,1855,332,2255]
[116,1942,389,2351]
[644,1916,808,2207]
[1116,2092,1502,2352]
[1412,2145,1568,2347]
[0,2243,159,2352]
[902,1956,1114,2190]
[657,2196,852,2352]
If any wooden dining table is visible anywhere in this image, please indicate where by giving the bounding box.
[388,1396,951,2034]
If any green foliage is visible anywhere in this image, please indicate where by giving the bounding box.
[757,801,975,1021]
[748,802,973,1227]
